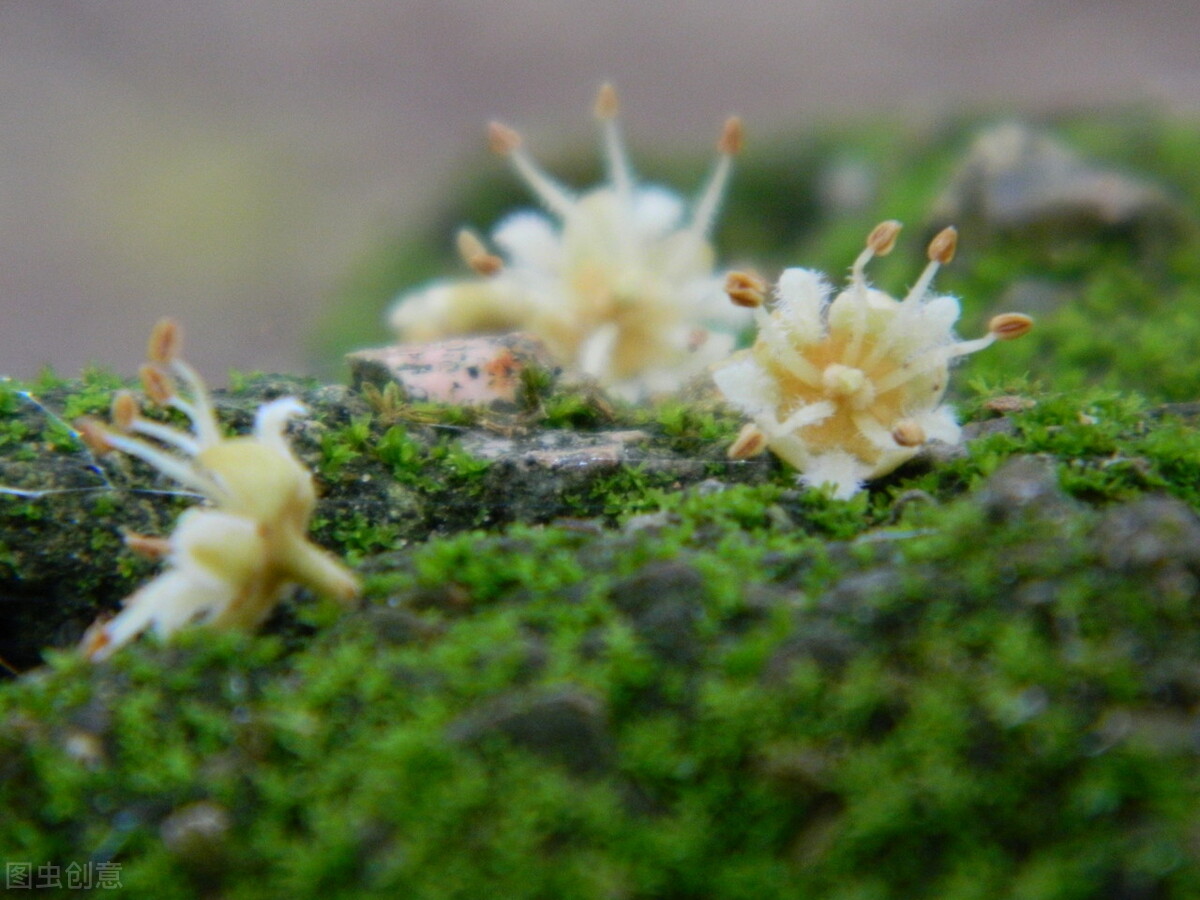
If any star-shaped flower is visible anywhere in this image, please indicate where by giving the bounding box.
[713,221,1032,498]
[77,319,359,660]
[389,84,748,400]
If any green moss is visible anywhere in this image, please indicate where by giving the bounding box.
[8,110,1200,896]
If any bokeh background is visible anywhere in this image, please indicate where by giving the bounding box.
[1,0,1198,383]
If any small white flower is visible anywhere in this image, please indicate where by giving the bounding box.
[77,319,359,660]
[389,83,749,401]
[713,222,1032,499]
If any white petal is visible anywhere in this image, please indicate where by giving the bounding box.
[911,404,962,445]
[800,452,871,499]
[631,186,685,239]
[712,354,777,414]
[774,268,830,340]
[491,211,562,270]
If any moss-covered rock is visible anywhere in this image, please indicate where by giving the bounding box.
[6,111,1200,897]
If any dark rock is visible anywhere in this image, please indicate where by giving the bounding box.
[447,686,614,776]
[974,454,1075,522]
[160,800,233,870]
[607,560,707,667]
[764,618,862,682]
[934,122,1181,234]
[1092,495,1200,572]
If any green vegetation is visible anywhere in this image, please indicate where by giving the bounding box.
[5,110,1200,897]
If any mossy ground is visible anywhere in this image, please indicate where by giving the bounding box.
[5,111,1200,898]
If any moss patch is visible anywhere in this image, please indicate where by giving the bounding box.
[6,111,1200,897]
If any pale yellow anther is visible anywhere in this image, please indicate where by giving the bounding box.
[718,116,744,156]
[988,312,1034,341]
[75,418,114,455]
[891,420,926,448]
[487,121,522,155]
[927,226,958,265]
[111,391,139,431]
[727,423,768,460]
[725,270,768,308]
[867,220,902,256]
[123,531,172,560]
[140,364,175,406]
[147,317,181,365]
[593,82,619,120]
[456,229,503,277]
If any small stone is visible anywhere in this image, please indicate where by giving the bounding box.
[1093,495,1200,572]
[160,800,232,867]
[607,561,706,666]
[974,454,1075,522]
[346,333,562,409]
[447,687,614,776]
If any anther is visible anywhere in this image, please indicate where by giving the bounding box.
[110,391,139,431]
[891,420,926,447]
[725,270,768,308]
[139,364,176,406]
[927,226,958,265]
[487,121,522,155]
[147,317,181,365]
[123,530,172,559]
[987,313,1034,341]
[456,229,504,276]
[75,418,114,455]
[727,423,768,459]
[718,116,744,156]
[593,83,619,120]
[867,220,902,257]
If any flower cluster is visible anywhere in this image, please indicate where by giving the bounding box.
[713,222,1032,499]
[76,319,359,660]
[388,83,748,401]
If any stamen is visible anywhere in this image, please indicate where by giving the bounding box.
[140,364,176,407]
[903,226,956,305]
[687,116,742,241]
[147,317,182,365]
[891,420,926,447]
[167,358,222,448]
[487,121,522,155]
[851,220,901,285]
[96,430,223,499]
[727,423,768,459]
[775,400,835,434]
[76,418,116,455]
[488,121,576,218]
[111,391,139,431]
[853,412,902,452]
[123,530,172,559]
[594,83,634,204]
[456,229,503,276]
[128,417,201,457]
[725,270,768,308]
[988,313,1034,340]
[845,222,901,365]
[873,316,1023,395]
[759,320,823,387]
[593,82,619,120]
[718,116,744,157]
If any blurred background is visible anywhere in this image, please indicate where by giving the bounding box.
[1,0,1198,383]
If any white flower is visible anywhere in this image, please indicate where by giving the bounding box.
[714,222,1032,499]
[77,319,359,660]
[389,83,749,401]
